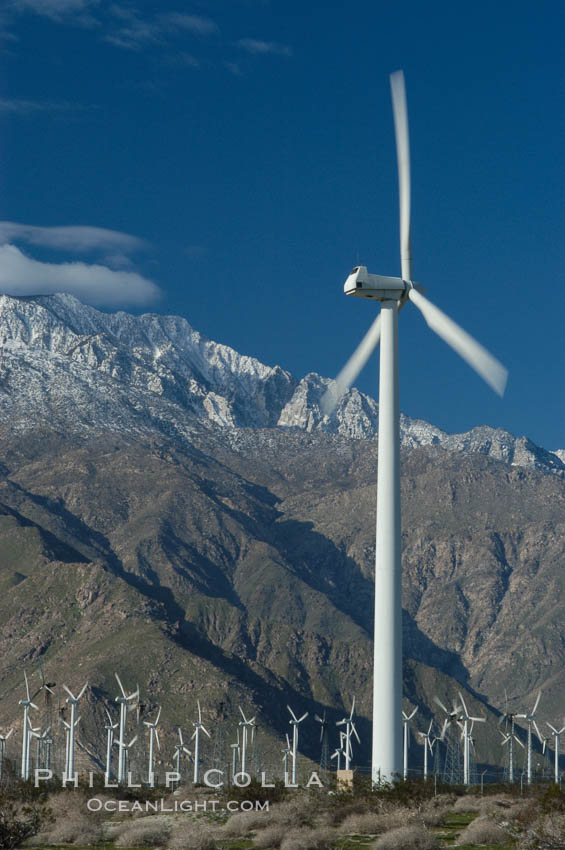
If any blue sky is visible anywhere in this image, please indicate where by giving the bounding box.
[0,0,563,449]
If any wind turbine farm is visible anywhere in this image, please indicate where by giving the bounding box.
[0,0,563,846]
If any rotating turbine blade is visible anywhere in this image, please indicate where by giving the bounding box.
[63,685,75,700]
[320,314,381,415]
[533,720,542,741]
[298,712,308,723]
[238,706,247,722]
[408,288,508,396]
[155,706,161,725]
[351,722,361,744]
[433,696,449,715]
[77,682,88,700]
[350,696,356,719]
[287,705,298,722]
[532,691,542,715]
[155,729,160,750]
[390,69,412,281]
[114,673,127,698]
[201,725,211,739]
[24,671,30,701]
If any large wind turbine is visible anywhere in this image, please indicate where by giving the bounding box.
[238,707,256,777]
[322,70,507,782]
[337,698,360,771]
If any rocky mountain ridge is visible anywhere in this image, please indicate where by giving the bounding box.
[0,293,562,475]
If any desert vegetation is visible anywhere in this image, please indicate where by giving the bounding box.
[2,778,565,849]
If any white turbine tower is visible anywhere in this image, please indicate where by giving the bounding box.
[238,708,256,777]
[143,706,161,786]
[517,691,542,785]
[546,721,565,784]
[282,734,292,778]
[322,71,507,783]
[104,708,119,781]
[336,698,360,771]
[0,729,13,782]
[19,672,38,780]
[287,705,308,785]
[500,727,524,783]
[457,692,485,786]
[191,701,211,784]
[114,673,139,783]
[417,720,434,781]
[402,707,418,780]
[173,728,191,778]
[230,730,240,782]
[63,682,88,779]
[330,733,347,771]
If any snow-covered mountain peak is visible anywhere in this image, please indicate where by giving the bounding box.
[0,293,562,476]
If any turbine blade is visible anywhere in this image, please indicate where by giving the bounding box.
[286,733,291,748]
[128,736,137,748]
[114,673,126,698]
[24,671,30,701]
[156,707,161,724]
[515,736,525,749]
[201,726,211,738]
[408,707,418,720]
[30,702,39,711]
[320,314,381,415]
[427,719,433,735]
[532,690,541,715]
[350,696,356,719]
[433,696,449,714]
[238,706,247,722]
[351,723,361,744]
[408,288,508,396]
[547,723,558,734]
[155,729,160,751]
[6,729,13,740]
[457,692,469,718]
[63,685,74,700]
[287,705,298,722]
[390,69,412,281]
[77,683,88,700]
[198,701,202,723]
[533,720,542,741]
[298,713,308,723]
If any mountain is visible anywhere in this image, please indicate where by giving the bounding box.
[0,292,563,774]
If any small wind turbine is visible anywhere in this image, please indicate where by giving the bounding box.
[173,728,192,778]
[314,709,330,772]
[63,682,88,779]
[417,719,434,781]
[191,701,211,784]
[322,70,507,782]
[457,692,485,786]
[546,721,565,784]
[230,730,240,781]
[287,705,308,785]
[104,708,119,781]
[143,706,161,786]
[516,690,542,785]
[500,727,524,783]
[282,734,292,778]
[238,707,256,776]
[402,707,418,780]
[337,698,360,771]
[0,728,13,782]
[330,733,347,771]
[114,673,139,783]
[19,672,38,780]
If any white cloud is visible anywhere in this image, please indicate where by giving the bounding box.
[0,221,147,254]
[160,12,218,35]
[10,0,99,18]
[106,5,218,51]
[0,244,160,307]
[235,38,291,56]
[0,98,89,114]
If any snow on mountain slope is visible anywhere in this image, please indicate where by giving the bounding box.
[0,293,562,475]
